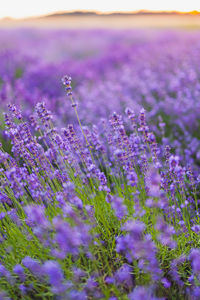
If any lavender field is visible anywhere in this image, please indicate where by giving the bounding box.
[0,28,200,299]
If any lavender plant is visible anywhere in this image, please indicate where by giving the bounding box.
[0,75,199,300]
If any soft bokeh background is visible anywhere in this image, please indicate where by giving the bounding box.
[0,4,200,168]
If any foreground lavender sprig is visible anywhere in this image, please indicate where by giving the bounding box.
[62,75,92,152]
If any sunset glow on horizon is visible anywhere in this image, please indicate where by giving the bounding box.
[0,0,199,19]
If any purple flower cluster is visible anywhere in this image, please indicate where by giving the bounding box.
[116,220,162,281]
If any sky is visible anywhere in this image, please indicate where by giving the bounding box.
[0,0,199,19]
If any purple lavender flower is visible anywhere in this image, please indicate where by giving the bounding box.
[0,264,12,282]
[192,225,200,233]
[161,277,171,289]
[189,249,200,275]
[68,290,87,300]
[114,264,133,289]
[110,196,127,220]
[13,265,26,282]
[169,155,180,171]
[146,165,161,197]
[52,216,91,259]
[19,284,27,295]
[43,261,66,294]
[128,285,164,300]
[62,75,72,96]
[22,256,44,278]
[117,220,161,280]
[156,217,177,249]
[24,205,49,228]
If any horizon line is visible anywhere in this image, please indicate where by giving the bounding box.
[1,9,200,21]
